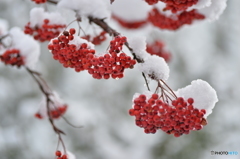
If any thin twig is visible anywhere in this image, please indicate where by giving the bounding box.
[142,73,150,91]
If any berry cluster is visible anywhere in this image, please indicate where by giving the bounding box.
[112,15,147,29]
[0,49,24,67]
[148,8,205,30]
[35,104,68,119]
[48,28,96,72]
[24,19,66,42]
[55,150,68,159]
[161,0,198,13]
[86,36,136,79]
[145,0,198,13]
[31,0,47,4]
[48,28,136,79]
[146,40,171,62]
[81,31,107,45]
[129,94,207,137]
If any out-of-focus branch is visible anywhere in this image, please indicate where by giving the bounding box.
[25,67,66,152]
[47,0,58,4]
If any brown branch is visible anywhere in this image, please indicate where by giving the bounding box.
[88,16,144,63]
[47,0,58,4]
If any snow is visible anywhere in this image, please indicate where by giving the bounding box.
[138,55,170,81]
[110,0,152,21]
[7,27,40,68]
[68,35,95,50]
[175,79,218,117]
[128,36,149,60]
[57,0,110,19]
[0,18,8,35]
[29,7,66,27]
[66,151,76,159]
[198,0,228,21]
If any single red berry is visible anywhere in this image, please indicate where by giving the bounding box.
[55,150,61,157]
[69,28,76,35]
[187,98,194,104]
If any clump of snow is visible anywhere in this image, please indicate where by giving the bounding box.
[128,36,149,60]
[175,79,218,117]
[7,27,40,68]
[66,151,76,159]
[110,0,152,21]
[29,7,66,27]
[138,55,170,81]
[57,0,110,19]
[69,35,95,50]
[198,0,227,21]
[0,18,8,35]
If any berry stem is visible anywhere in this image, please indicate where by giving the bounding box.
[160,79,177,99]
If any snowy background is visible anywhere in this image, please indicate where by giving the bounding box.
[0,0,240,159]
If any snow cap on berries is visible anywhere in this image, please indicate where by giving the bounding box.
[68,35,95,50]
[35,91,67,119]
[29,7,66,27]
[138,55,170,81]
[198,0,227,21]
[110,0,152,21]
[66,151,76,159]
[1,27,40,68]
[175,79,218,117]
[128,36,149,60]
[57,0,110,19]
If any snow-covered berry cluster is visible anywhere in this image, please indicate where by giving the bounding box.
[111,0,227,30]
[146,40,171,62]
[24,19,66,42]
[129,93,207,136]
[24,8,66,42]
[48,28,136,79]
[55,150,68,159]
[35,104,68,119]
[148,8,205,30]
[31,0,47,4]
[0,49,24,67]
[48,28,96,72]
[0,27,40,68]
[35,92,68,120]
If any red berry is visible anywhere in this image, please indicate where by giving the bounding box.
[55,150,61,157]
